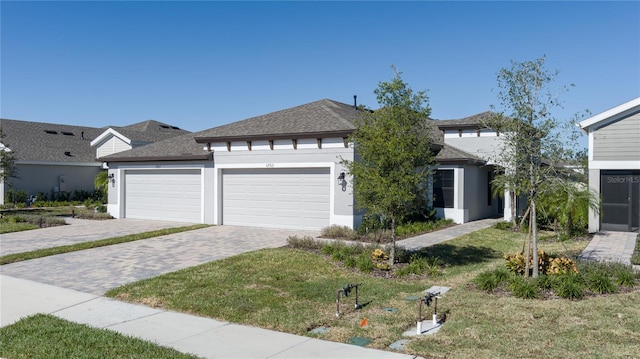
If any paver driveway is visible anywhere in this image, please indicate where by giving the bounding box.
[1,218,191,256]
[1,221,318,295]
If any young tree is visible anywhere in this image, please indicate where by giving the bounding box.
[488,56,586,277]
[342,68,436,266]
[0,126,18,183]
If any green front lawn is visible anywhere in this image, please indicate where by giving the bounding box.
[0,314,199,359]
[106,228,640,358]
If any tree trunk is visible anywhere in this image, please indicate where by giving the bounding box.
[524,210,531,277]
[389,216,396,267]
[531,198,539,278]
[510,191,517,227]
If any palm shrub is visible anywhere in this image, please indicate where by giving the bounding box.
[536,181,599,237]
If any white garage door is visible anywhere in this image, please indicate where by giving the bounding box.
[222,168,330,230]
[125,169,202,223]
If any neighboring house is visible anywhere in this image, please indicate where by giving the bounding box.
[579,97,640,233]
[0,118,188,205]
[103,99,514,230]
[90,120,188,158]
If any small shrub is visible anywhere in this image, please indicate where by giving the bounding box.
[504,252,526,275]
[547,257,578,275]
[370,248,390,270]
[553,274,585,300]
[424,256,442,276]
[615,270,636,287]
[357,214,390,235]
[344,256,357,268]
[493,221,513,231]
[321,244,335,255]
[287,236,322,249]
[536,274,554,290]
[356,253,374,273]
[585,270,617,294]
[508,276,540,299]
[332,247,352,262]
[474,269,506,292]
[632,236,640,265]
[505,250,576,276]
[321,225,358,239]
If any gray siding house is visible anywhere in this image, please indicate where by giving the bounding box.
[0,119,187,205]
[103,99,513,231]
[580,97,640,233]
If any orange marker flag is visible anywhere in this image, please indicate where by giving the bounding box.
[360,317,368,327]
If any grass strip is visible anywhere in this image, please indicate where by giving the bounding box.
[0,224,210,265]
[0,314,199,359]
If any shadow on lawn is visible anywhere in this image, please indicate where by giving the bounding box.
[400,243,502,267]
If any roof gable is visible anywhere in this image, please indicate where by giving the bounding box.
[90,128,131,147]
[579,97,640,131]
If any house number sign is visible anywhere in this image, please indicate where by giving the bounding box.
[266,163,275,168]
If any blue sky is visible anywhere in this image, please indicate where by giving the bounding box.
[2,1,639,150]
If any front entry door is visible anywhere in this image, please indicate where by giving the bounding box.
[600,171,640,232]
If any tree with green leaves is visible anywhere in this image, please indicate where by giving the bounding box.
[0,126,18,184]
[487,56,588,277]
[94,170,109,202]
[341,68,436,266]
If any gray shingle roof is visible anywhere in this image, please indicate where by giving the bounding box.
[103,99,363,162]
[0,118,188,163]
[434,111,496,129]
[113,120,189,143]
[194,99,360,141]
[435,144,486,164]
[101,130,210,162]
[0,119,104,163]
[101,99,495,164]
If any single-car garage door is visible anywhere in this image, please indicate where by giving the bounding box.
[222,168,330,230]
[125,169,202,223]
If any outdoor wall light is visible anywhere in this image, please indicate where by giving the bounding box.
[337,172,347,192]
[108,173,116,187]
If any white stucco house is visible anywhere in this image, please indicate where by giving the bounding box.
[102,99,515,231]
[579,97,640,233]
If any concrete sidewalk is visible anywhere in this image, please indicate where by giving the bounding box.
[578,231,638,268]
[397,218,500,250]
[0,275,416,359]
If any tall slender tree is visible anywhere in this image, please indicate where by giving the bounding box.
[487,56,585,277]
[342,67,436,266]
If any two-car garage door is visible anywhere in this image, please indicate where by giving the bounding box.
[122,167,330,230]
[222,168,330,230]
[125,169,202,223]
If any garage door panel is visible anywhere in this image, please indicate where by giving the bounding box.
[222,168,330,230]
[125,169,202,223]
